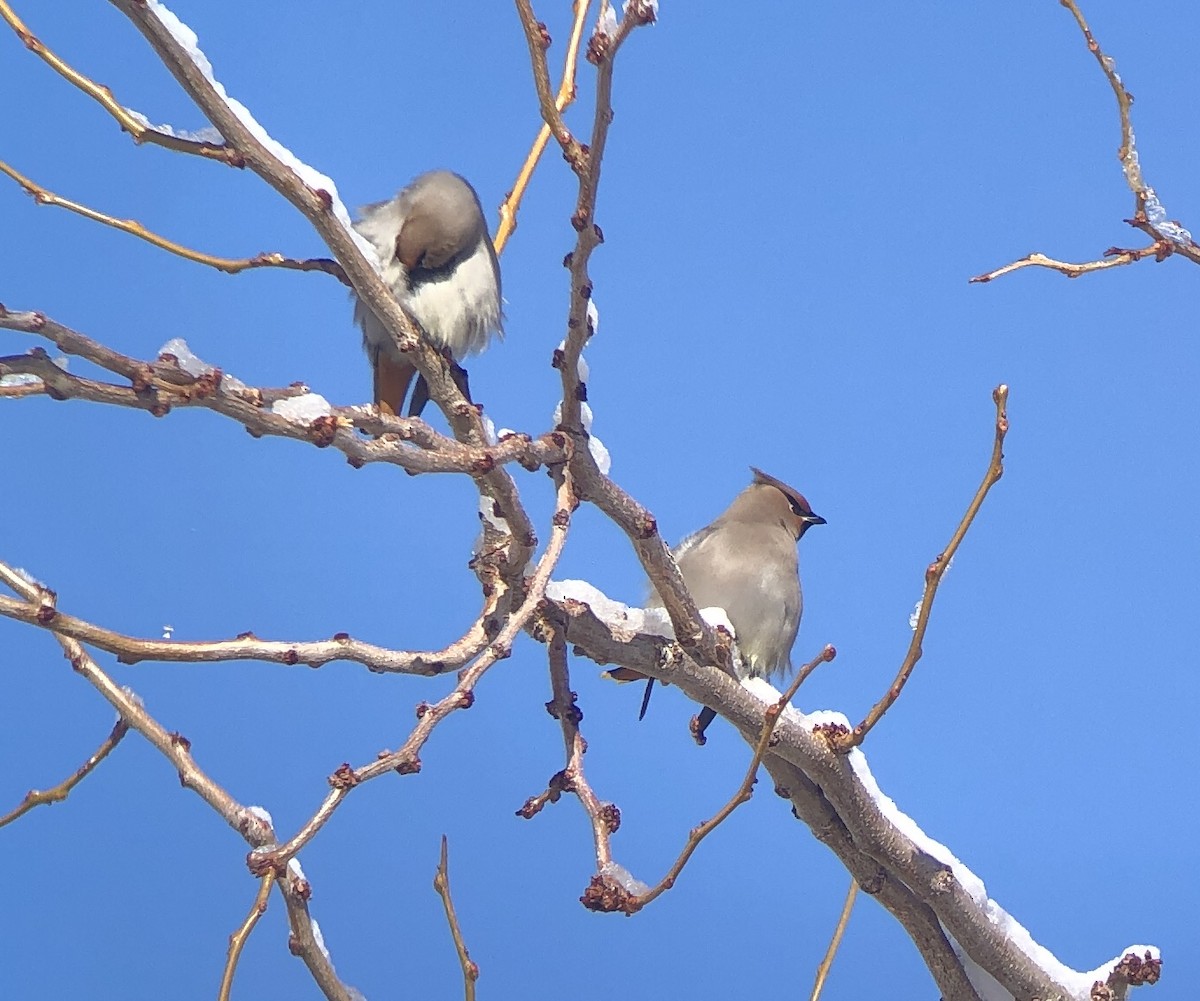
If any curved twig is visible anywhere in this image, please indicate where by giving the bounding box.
[218,872,277,1001]
[0,159,346,282]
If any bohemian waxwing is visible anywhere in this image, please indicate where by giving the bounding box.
[616,467,825,733]
[352,170,502,417]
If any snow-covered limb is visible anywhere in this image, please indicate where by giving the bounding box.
[144,1,372,261]
[541,581,1160,1001]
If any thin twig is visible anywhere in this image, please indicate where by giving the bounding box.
[495,0,592,254]
[969,244,1168,283]
[512,0,582,161]
[254,464,576,870]
[0,718,129,828]
[583,646,835,914]
[845,386,1009,748]
[519,616,616,868]
[3,566,351,1001]
[0,0,242,165]
[218,871,277,1001]
[810,879,859,1001]
[433,836,479,1001]
[0,159,347,283]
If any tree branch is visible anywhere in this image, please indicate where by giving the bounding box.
[495,0,592,254]
[0,158,346,282]
[0,717,129,828]
[433,836,479,1001]
[218,871,276,1001]
[972,0,1199,283]
[844,384,1009,747]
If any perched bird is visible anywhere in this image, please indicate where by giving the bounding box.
[352,170,502,418]
[614,467,826,736]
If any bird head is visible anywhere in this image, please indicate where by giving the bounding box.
[749,467,826,540]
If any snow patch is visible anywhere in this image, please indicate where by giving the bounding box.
[600,859,649,896]
[272,393,333,424]
[145,1,374,262]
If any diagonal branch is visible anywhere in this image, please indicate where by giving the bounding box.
[252,463,576,871]
[433,836,479,1001]
[218,871,276,1001]
[843,384,1008,748]
[495,0,593,254]
[810,879,859,1001]
[0,717,129,828]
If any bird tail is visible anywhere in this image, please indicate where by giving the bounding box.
[603,669,656,721]
[373,353,417,418]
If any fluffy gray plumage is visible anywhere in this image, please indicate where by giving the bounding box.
[351,170,501,415]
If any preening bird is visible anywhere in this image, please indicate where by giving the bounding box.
[352,170,502,418]
[614,467,826,737]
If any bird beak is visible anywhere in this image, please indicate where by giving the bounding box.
[804,514,827,526]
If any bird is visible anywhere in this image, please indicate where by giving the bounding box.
[611,467,826,738]
[352,170,502,418]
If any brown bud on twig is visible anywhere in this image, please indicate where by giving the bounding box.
[599,803,621,834]
[329,763,359,789]
[580,874,637,915]
[309,415,337,447]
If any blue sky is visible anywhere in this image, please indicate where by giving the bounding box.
[2,2,1197,998]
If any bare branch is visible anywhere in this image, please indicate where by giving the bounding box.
[1,560,357,1000]
[0,159,346,282]
[218,872,276,1001]
[495,0,592,254]
[0,718,129,828]
[512,0,582,163]
[969,243,1168,283]
[433,837,479,1001]
[513,3,725,673]
[844,384,1009,748]
[253,464,576,870]
[0,308,568,478]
